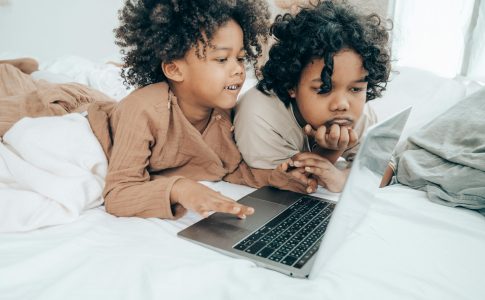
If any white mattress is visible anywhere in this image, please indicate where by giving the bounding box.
[1,182,484,300]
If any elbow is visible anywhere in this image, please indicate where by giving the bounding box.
[103,190,132,217]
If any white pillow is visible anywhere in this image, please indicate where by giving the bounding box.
[369,66,466,141]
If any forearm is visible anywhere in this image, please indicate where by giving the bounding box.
[103,175,184,219]
[224,161,308,193]
[223,161,273,188]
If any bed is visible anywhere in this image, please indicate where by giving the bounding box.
[1,57,484,300]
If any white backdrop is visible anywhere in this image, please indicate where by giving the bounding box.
[1,0,484,83]
[0,0,124,62]
[391,0,485,82]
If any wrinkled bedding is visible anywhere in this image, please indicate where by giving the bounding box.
[0,183,484,300]
[0,114,106,232]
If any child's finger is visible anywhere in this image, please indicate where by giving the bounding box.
[278,161,289,172]
[288,169,308,182]
[241,205,255,216]
[201,210,213,218]
[304,166,325,176]
[314,125,327,147]
[338,126,350,149]
[292,151,329,163]
[293,157,325,167]
[304,124,316,137]
[294,158,333,171]
[213,193,255,216]
[172,203,187,217]
[327,124,341,148]
[199,194,240,215]
[348,128,358,147]
[294,158,321,169]
[306,177,318,193]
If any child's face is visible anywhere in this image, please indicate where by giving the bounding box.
[290,49,368,130]
[177,19,246,110]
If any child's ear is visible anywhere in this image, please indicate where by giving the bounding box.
[162,61,184,82]
[288,88,296,98]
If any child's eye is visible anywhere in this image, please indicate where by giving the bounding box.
[350,87,365,93]
[313,87,330,95]
[215,58,228,63]
[237,56,247,63]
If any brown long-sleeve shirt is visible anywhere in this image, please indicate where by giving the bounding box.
[87,82,307,219]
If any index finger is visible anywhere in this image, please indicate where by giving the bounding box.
[292,151,328,162]
[304,124,316,138]
[207,194,255,218]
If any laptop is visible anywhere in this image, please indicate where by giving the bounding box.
[178,107,411,278]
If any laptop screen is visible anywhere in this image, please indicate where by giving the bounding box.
[311,107,411,272]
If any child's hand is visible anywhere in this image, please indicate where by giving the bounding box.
[380,163,394,188]
[304,124,358,151]
[277,160,318,194]
[290,152,349,192]
[171,178,254,219]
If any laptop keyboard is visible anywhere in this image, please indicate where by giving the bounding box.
[233,196,335,269]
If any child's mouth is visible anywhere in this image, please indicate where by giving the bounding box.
[325,118,353,127]
[224,84,240,91]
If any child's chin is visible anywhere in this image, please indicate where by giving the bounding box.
[218,98,237,110]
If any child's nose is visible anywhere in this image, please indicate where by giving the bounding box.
[329,92,350,111]
[232,60,244,77]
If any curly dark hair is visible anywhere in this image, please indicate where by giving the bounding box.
[114,0,270,88]
[257,0,392,106]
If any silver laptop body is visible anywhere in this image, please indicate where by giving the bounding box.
[178,108,411,278]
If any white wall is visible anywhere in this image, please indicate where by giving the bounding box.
[0,0,124,63]
[1,0,391,64]
[390,0,477,79]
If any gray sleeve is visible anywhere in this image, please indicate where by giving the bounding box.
[394,88,485,214]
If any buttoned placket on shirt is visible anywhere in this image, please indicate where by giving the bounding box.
[166,88,231,169]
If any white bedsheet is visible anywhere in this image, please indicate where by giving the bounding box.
[0,114,106,233]
[1,182,484,300]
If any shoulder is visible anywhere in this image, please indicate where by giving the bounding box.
[359,103,378,127]
[234,86,303,168]
[110,82,171,134]
[362,102,378,122]
[235,86,290,123]
[236,86,282,111]
[116,82,169,114]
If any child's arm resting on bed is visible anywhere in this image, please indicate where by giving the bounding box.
[223,160,318,194]
[100,97,253,219]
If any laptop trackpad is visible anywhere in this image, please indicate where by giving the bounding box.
[203,196,288,232]
[178,196,289,250]
[235,196,288,231]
